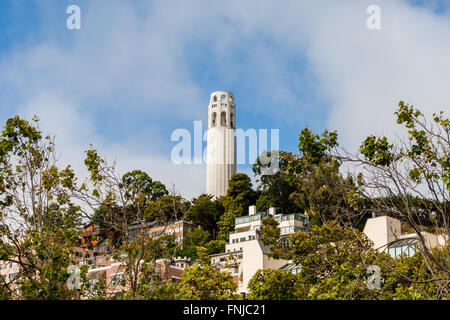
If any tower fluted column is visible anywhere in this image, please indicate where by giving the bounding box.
[206,91,236,198]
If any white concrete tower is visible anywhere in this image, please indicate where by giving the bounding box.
[206,91,237,198]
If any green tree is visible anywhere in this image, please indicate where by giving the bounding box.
[119,170,168,224]
[184,194,223,239]
[248,269,299,300]
[112,234,176,300]
[280,128,362,226]
[175,228,210,260]
[260,217,280,247]
[253,150,298,214]
[76,147,189,299]
[289,222,391,300]
[288,160,360,226]
[176,263,241,300]
[259,217,292,260]
[351,101,449,288]
[122,170,168,202]
[387,245,450,299]
[216,173,258,241]
[0,116,82,299]
[204,239,226,256]
[217,200,241,241]
[145,194,189,223]
[224,173,258,212]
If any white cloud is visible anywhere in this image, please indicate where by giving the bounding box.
[16,91,206,200]
[1,0,449,201]
[304,0,450,150]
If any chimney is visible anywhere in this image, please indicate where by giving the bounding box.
[249,205,256,215]
[268,207,276,216]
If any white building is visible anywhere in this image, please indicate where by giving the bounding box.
[363,215,448,258]
[206,91,237,198]
[211,205,309,295]
[209,207,447,297]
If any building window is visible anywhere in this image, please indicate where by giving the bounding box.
[388,244,416,258]
[283,264,302,274]
[291,266,301,274]
[151,230,164,237]
[281,238,290,247]
[280,226,294,235]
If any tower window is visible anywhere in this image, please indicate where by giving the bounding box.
[213,95,217,102]
[231,113,234,127]
[212,112,217,126]
[221,112,226,126]
[221,95,226,99]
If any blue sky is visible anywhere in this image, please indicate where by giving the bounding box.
[0,0,449,200]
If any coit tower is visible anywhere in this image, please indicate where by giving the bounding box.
[206,91,237,198]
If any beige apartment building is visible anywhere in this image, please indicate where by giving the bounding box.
[210,206,448,297]
[81,219,197,297]
[0,261,21,295]
[83,256,192,298]
[127,220,197,243]
[211,205,310,295]
[363,214,448,258]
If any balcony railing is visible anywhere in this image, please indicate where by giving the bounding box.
[235,212,309,226]
[229,229,253,235]
[235,213,270,225]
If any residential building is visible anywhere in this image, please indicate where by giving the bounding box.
[147,220,197,243]
[127,220,164,242]
[0,261,21,294]
[363,214,448,258]
[80,223,117,255]
[211,205,310,295]
[84,256,192,298]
